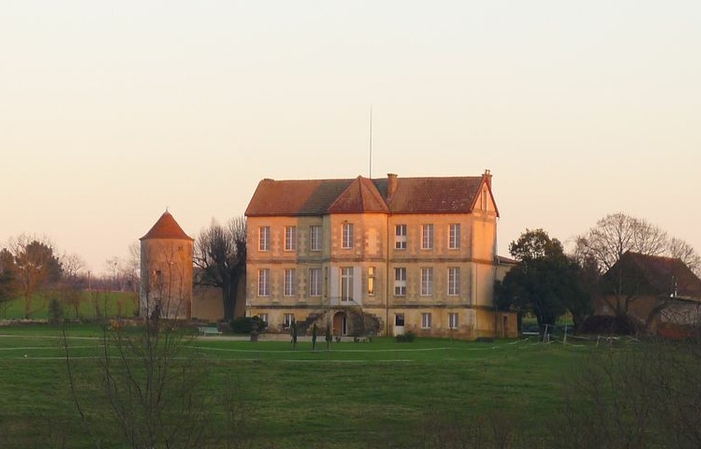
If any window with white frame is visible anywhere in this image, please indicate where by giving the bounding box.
[368,266,375,296]
[309,225,322,252]
[395,224,407,250]
[257,269,270,296]
[394,267,406,296]
[258,313,268,323]
[449,313,459,329]
[309,267,322,296]
[421,224,434,250]
[283,313,294,328]
[284,268,296,296]
[284,226,297,251]
[342,223,354,249]
[421,267,433,296]
[448,224,460,249]
[259,226,270,251]
[340,267,354,301]
[448,267,460,296]
[421,312,432,329]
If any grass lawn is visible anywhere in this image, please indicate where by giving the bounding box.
[0,290,138,321]
[0,323,601,448]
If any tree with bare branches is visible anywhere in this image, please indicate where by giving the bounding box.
[574,213,669,273]
[575,213,701,324]
[194,217,247,322]
[668,237,701,277]
[58,253,86,319]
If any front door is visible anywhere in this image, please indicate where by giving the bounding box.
[333,312,347,336]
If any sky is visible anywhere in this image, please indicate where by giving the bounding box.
[2,1,700,275]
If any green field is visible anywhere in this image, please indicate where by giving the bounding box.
[0,291,138,321]
[0,322,597,449]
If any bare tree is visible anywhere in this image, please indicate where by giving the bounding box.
[668,237,701,277]
[194,217,247,322]
[559,334,701,448]
[64,261,253,448]
[59,253,86,319]
[574,213,668,273]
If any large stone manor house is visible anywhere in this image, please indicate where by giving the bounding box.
[244,171,517,338]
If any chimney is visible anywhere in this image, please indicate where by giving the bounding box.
[387,173,398,199]
[483,169,492,189]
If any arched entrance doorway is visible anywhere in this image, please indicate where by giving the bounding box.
[333,311,347,336]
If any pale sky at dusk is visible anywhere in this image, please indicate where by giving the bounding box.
[2,1,700,274]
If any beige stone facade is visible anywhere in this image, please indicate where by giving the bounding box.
[245,172,517,339]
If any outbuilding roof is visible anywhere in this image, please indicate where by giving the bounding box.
[605,251,701,299]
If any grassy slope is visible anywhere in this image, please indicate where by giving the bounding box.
[0,325,589,448]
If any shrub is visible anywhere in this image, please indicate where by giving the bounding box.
[580,315,643,335]
[48,298,64,325]
[230,316,268,334]
[395,331,415,343]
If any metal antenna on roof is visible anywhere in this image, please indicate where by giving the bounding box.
[368,105,373,178]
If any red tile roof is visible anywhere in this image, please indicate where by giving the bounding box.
[140,211,194,241]
[607,251,701,299]
[245,173,497,217]
[244,178,354,216]
[327,176,390,214]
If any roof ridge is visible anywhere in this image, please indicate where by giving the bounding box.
[140,211,194,241]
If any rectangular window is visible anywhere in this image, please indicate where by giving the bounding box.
[449,313,459,329]
[259,226,270,251]
[395,313,405,326]
[448,267,460,296]
[257,269,270,296]
[342,223,354,249]
[421,313,432,329]
[449,224,460,249]
[155,270,163,289]
[309,267,322,296]
[283,313,294,328]
[422,224,434,250]
[284,268,296,296]
[309,225,322,252]
[258,313,268,323]
[421,267,433,296]
[284,226,297,251]
[368,266,375,296]
[394,267,406,296]
[340,267,354,301]
[395,224,407,250]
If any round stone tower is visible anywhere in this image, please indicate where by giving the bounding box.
[139,210,194,319]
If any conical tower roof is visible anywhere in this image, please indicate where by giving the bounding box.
[140,210,194,241]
